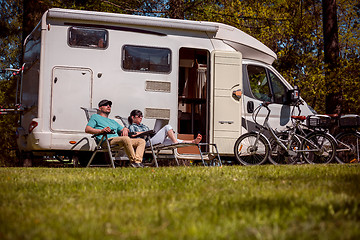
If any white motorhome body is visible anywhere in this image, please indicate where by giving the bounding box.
[17,8,313,160]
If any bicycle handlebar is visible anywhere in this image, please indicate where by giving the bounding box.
[253,99,305,128]
[252,102,272,127]
[260,101,272,107]
[291,99,304,117]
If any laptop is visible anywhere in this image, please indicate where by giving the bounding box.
[153,119,169,133]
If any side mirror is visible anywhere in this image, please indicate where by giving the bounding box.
[286,85,300,105]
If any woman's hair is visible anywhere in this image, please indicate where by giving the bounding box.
[128,109,143,124]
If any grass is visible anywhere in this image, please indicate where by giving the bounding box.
[0,164,360,240]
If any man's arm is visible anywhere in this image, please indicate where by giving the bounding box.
[85,125,112,135]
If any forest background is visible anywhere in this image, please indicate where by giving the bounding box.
[0,0,359,166]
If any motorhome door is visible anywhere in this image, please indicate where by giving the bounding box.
[51,67,92,132]
[210,51,242,154]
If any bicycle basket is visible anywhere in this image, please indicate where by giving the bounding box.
[306,115,331,128]
[339,114,360,127]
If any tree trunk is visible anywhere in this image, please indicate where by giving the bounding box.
[322,0,341,114]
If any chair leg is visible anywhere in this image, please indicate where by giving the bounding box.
[147,137,158,167]
[87,150,97,167]
[172,149,180,166]
[104,140,116,168]
[86,135,117,168]
[197,144,207,166]
[213,144,222,167]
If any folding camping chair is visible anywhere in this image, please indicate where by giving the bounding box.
[115,115,222,167]
[115,115,162,167]
[80,107,129,168]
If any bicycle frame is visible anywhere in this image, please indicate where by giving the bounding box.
[253,102,331,156]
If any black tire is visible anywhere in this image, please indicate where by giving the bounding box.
[335,132,360,164]
[234,132,269,165]
[73,152,93,167]
[18,151,33,167]
[301,132,336,164]
[269,133,301,165]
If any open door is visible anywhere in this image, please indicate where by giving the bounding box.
[210,51,242,154]
[51,67,93,132]
[177,48,209,154]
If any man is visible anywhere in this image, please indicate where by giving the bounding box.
[85,99,146,168]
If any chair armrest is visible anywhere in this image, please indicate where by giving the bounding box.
[91,130,115,138]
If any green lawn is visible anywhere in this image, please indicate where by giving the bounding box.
[1,165,359,240]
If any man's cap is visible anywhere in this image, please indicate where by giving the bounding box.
[98,99,112,107]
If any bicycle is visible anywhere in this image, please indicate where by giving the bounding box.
[234,101,337,165]
[331,114,360,164]
[269,100,337,165]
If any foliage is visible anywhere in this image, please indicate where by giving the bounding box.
[0,0,22,74]
[1,165,359,239]
[0,77,20,167]
[336,1,360,113]
[0,0,22,166]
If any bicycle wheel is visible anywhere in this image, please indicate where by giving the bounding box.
[234,132,269,165]
[269,133,301,165]
[335,132,360,164]
[301,132,336,164]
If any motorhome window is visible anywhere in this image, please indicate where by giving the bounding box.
[24,25,41,65]
[247,65,271,102]
[122,45,171,73]
[269,71,288,104]
[68,27,108,49]
[22,24,41,109]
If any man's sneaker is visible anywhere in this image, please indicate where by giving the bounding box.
[129,162,139,168]
[130,162,144,168]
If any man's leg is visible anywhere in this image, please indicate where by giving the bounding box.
[130,138,146,163]
[109,136,136,162]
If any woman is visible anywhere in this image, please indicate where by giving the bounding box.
[128,109,202,146]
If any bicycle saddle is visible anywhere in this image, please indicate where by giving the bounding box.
[291,115,306,121]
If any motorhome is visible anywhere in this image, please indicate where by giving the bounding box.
[17,8,313,163]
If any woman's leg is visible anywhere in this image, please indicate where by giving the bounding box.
[165,126,178,143]
[148,125,202,146]
[180,134,202,144]
[148,125,174,146]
